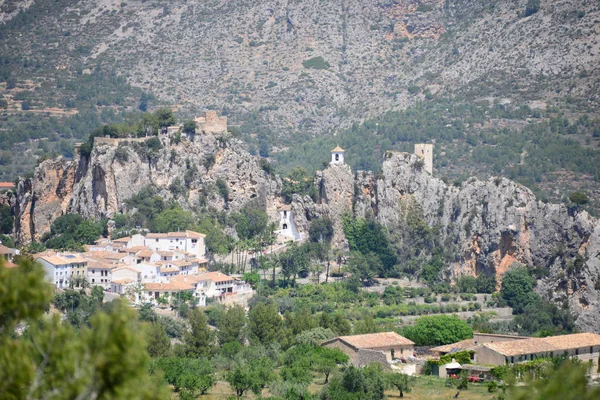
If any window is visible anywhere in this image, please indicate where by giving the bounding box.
[283,223,288,230]
[575,348,579,355]
[591,346,594,354]
[192,239,197,244]
[156,238,159,242]
[92,279,95,283]
[510,357,514,363]
[283,211,287,217]
[335,154,339,161]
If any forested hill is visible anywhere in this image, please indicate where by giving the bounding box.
[0,0,599,207]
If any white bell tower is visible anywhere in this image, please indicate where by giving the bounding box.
[331,146,345,165]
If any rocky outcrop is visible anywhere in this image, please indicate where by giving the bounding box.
[14,134,280,243]
[13,145,600,331]
[14,158,78,243]
[301,152,600,331]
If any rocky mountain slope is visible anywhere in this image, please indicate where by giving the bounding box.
[1,0,599,134]
[12,136,600,331]
[13,134,282,243]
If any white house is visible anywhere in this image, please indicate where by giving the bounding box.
[135,262,162,283]
[143,281,196,303]
[330,145,345,165]
[277,205,302,241]
[36,253,88,289]
[86,260,114,290]
[144,231,206,259]
[170,271,253,306]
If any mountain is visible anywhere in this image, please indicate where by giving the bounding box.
[2,0,599,132]
[1,0,599,208]
[11,132,600,332]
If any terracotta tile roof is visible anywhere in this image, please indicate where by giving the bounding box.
[324,332,414,350]
[146,230,206,239]
[122,246,147,254]
[197,271,235,283]
[171,275,202,284]
[37,255,70,266]
[331,146,345,152]
[59,254,87,263]
[169,260,192,267]
[112,266,140,273]
[146,233,169,239]
[160,266,179,273]
[484,333,600,357]
[157,251,174,257]
[86,260,116,270]
[85,251,126,260]
[541,332,600,349]
[112,278,135,285]
[113,236,131,243]
[144,282,195,291]
[0,182,15,189]
[168,230,206,238]
[430,339,476,354]
[279,204,292,211]
[4,260,18,268]
[0,244,14,255]
[137,249,156,258]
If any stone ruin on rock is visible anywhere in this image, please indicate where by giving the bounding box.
[414,143,433,174]
[195,111,228,135]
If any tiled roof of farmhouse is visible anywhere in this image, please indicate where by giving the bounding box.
[331,146,345,152]
[325,332,414,349]
[484,333,600,357]
[430,339,476,353]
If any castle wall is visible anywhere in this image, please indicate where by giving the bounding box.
[93,137,148,146]
[414,143,433,174]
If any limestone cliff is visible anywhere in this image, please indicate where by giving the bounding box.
[13,145,600,331]
[302,152,600,332]
[14,134,280,243]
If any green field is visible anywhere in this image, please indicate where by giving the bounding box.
[193,376,494,399]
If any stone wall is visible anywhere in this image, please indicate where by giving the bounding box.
[356,349,392,370]
[93,137,148,146]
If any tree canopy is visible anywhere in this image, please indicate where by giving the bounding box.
[402,315,473,346]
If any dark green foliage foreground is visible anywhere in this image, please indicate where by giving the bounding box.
[0,258,167,399]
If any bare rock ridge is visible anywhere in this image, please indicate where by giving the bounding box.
[13,143,600,331]
[14,134,282,244]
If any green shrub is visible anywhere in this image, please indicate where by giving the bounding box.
[302,56,331,70]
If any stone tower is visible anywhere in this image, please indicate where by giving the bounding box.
[331,146,345,165]
[414,143,433,174]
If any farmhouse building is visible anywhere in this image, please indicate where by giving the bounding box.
[322,332,415,368]
[476,332,600,366]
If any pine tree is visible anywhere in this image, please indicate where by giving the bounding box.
[184,308,214,357]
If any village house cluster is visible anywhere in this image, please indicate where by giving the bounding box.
[35,230,253,307]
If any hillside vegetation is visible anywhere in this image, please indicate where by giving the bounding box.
[0,0,599,207]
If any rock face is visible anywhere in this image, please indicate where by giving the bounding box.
[14,134,280,243]
[304,152,600,332]
[14,146,600,331]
